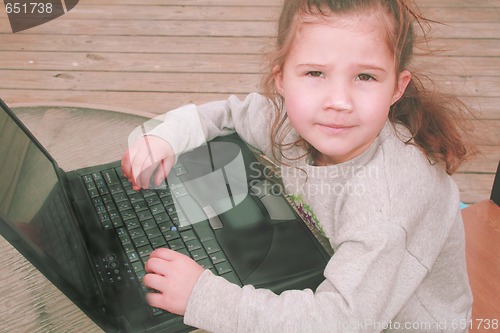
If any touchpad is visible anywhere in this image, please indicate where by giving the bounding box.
[216,195,273,281]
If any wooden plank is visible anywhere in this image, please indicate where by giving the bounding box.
[68,5,281,22]
[0,19,277,37]
[453,173,497,204]
[1,70,499,97]
[470,120,500,146]
[412,56,500,77]
[417,0,500,7]
[459,146,500,174]
[0,35,274,55]
[0,34,497,58]
[0,70,261,94]
[421,7,500,23]
[0,51,265,74]
[427,39,500,58]
[82,0,283,6]
[0,90,240,115]
[1,19,498,40]
[64,5,499,23]
[2,52,498,78]
[82,0,500,7]
[462,97,500,120]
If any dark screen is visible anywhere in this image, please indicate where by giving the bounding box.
[0,106,95,299]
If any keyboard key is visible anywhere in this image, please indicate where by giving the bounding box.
[142,189,156,198]
[129,193,143,203]
[121,209,136,221]
[138,245,153,258]
[192,221,215,242]
[118,233,132,245]
[168,238,185,251]
[102,169,120,185]
[145,226,161,239]
[165,204,176,216]
[129,228,146,239]
[111,217,124,228]
[97,186,110,196]
[125,218,140,230]
[109,184,124,195]
[157,221,175,233]
[122,242,135,253]
[180,230,197,242]
[112,192,127,203]
[215,261,232,275]
[176,248,190,257]
[154,212,171,224]
[137,210,153,222]
[220,271,241,285]
[127,251,140,262]
[209,251,227,264]
[116,200,132,211]
[161,195,174,206]
[92,172,103,181]
[173,163,187,176]
[83,174,94,183]
[141,219,157,231]
[150,236,167,249]
[132,261,144,273]
[96,204,106,214]
[185,239,202,252]
[92,197,103,206]
[196,258,213,270]
[145,194,161,206]
[163,230,180,241]
[191,248,208,261]
[150,204,165,215]
[108,211,120,220]
[133,236,149,248]
[133,200,148,212]
[202,239,221,254]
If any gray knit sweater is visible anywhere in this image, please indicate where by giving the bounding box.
[147,93,472,333]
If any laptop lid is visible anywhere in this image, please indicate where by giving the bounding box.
[0,99,114,330]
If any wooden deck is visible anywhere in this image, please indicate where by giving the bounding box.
[0,0,498,203]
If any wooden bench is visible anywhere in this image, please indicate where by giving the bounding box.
[462,161,500,331]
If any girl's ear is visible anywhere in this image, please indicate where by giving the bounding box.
[392,70,411,105]
[273,65,284,95]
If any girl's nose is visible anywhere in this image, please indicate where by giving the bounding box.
[323,80,353,112]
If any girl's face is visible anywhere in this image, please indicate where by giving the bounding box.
[275,10,411,165]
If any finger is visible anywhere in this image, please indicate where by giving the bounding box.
[145,257,170,276]
[154,158,174,187]
[145,292,166,310]
[130,144,155,189]
[121,149,132,179]
[142,272,167,290]
[149,248,179,261]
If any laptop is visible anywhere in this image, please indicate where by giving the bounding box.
[0,98,330,333]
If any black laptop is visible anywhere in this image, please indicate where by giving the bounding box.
[0,98,330,333]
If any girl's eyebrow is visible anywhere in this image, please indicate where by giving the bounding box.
[356,64,387,72]
[295,63,387,73]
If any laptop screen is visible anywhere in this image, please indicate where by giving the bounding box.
[0,105,99,302]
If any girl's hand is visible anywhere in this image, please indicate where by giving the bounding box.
[143,248,205,316]
[121,135,175,190]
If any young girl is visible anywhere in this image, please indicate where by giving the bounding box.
[122,0,475,331]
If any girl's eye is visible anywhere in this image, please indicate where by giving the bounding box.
[357,73,374,81]
[307,71,324,78]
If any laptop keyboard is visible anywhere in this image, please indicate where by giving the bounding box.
[81,165,240,315]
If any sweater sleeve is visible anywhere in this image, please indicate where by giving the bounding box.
[144,93,275,158]
[184,223,428,333]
